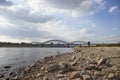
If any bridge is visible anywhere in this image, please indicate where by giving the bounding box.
[40,40,89,47]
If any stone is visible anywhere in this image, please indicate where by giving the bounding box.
[72,78,82,80]
[70,59,78,66]
[82,75,93,80]
[110,66,118,71]
[4,66,11,68]
[57,74,65,78]
[46,64,60,72]
[12,76,19,80]
[108,73,115,79]
[24,77,29,79]
[97,58,107,66]
[70,71,80,79]
[71,55,76,60]
[0,74,4,78]
[41,66,45,70]
[60,63,71,73]
[25,67,31,71]
[84,64,101,71]
[94,71,103,76]
[8,71,14,75]
[89,61,97,64]
[36,73,42,77]
[58,70,64,74]
[43,76,48,80]
[4,77,10,80]
[30,63,36,67]
[44,56,53,60]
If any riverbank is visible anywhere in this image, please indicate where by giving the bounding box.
[1,47,120,80]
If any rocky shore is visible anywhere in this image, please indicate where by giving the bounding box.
[0,47,120,80]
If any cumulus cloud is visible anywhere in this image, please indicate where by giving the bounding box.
[0,16,95,42]
[28,0,105,17]
[0,0,13,6]
[109,6,118,13]
[0,0,103,42]
[45,0,83,9]
[95,0,103,4]
[0,21,63,41]
[0,6,54,23]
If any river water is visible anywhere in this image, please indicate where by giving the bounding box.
[0,48,73,69]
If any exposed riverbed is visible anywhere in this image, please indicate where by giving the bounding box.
[0,48,73,79]
[0,47,120,80]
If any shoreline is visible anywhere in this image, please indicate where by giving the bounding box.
[0,47,120,80]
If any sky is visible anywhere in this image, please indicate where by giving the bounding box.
[0,0,120,43]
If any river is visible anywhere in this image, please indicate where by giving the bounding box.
[0,48,73,70]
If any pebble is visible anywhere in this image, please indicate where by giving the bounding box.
[72,78,82,80]
[46,64,60,72]
[8,71,14,75]
[25,67,31,71]
[43,76,48,80]
[88,61,97,64]
[60,63,71,73]
[71,55,76,60]
[41,66,45,70]
[84,64,101,71]
[4,66,11,69]
[0,74,4,78]
[70,59,78,66]
[12,76,19,80]
[4,77,10,80]
[82,74,93,80]
[36,73,42,77]
[57,73,65,78]
[70,71,80,79]
[110,66,118,71]
[30,63,36,67]
[94,71,103,76]
[108,73,115,79]
[97,58,107,66]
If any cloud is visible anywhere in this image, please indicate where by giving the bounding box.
[95,0,103,4]
[45,0,83,9]
[37,22,95,41]
[103,35,120,43]
[0,35,30,42]
[0,0,13,6]
[0,16,95,42]
[0,22,61,41]
[28,0,105,17]
[0,6,54,23]
[80,28,94,34]
[109,6,118,13]
[0,0,99,42]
